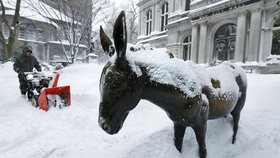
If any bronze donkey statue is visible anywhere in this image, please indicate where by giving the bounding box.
[98,11,247,158]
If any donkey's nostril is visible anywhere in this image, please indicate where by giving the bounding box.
[102,123,111,131]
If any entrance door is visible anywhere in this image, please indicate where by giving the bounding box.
[214,24,236,62]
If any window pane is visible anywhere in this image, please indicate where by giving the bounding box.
[37,31,43,41]
[146,22,149,35]
[27,25,36,40]
[185,0,190,11]
[19,27,26,39]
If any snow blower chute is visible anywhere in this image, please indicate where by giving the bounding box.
[37,71,71,111]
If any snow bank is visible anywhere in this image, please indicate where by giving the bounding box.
[0,61,280,158]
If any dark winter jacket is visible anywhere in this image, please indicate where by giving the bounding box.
[13,53,41,73]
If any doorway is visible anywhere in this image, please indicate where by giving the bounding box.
[214,24,237,62]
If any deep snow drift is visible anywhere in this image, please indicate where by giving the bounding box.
[0,62,280,158]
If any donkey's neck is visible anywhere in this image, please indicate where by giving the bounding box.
[140,79,187,122]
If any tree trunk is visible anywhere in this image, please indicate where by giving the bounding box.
[0,0,21,61]
[7,0,21,59]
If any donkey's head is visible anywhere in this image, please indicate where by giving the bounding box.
[98,11,142,134]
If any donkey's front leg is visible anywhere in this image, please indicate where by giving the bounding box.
[173,123,186,152]
[193,122,207,158]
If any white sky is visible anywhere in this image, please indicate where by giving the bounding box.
[112,0,125,6]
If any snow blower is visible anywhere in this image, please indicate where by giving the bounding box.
[24,71,71,111]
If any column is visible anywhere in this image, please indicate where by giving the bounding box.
[234,11,247,62]
[247,8,262,62]
[139,11,145,36]
[198,21,208,63]
[154,4,160,32]
[259,10,271,62]
[167,0,174,13]
[191,24,199,63]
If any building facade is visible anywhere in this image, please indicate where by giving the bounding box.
[0,0,89,64]
[137,0,280,65]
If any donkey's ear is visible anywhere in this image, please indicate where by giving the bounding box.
[100,25,114,56]
[113,11,127,59]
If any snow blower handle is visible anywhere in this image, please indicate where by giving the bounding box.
[49,70,63,88]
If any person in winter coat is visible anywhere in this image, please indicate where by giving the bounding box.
[13,45,42,95]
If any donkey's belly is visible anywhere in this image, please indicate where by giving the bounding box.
[208,91,238,119]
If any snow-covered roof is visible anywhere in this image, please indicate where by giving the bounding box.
[190,0,230,14]
[47,40,87,48]
[2,0,70,26]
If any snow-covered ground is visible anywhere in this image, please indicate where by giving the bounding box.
[0,62,280,158]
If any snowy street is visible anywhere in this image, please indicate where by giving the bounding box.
[0,62,280,158]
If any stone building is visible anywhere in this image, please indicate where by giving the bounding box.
[137,0,280,67]
[0,0,88,64]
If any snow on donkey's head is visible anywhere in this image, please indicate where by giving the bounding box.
[98,11,247,158]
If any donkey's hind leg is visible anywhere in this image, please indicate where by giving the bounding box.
[173,123,186,152]
[231,91,246,144]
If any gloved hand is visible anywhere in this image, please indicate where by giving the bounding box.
[15,68,21,73]
[18,72,25,80]
[18,71,24,75]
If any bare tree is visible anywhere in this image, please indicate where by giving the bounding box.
[27,0,110,63]
[122,0,138,44]
[102,0,138,44]
[100,2,119,37]
[0,0,21,62]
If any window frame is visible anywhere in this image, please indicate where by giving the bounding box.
[183,35,192,61]
[161,2,169,31]
[27,25,36,41]
[37,30,44,41]
[18,27,26,39]
[146,10,152,35]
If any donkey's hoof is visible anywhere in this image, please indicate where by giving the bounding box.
[199,149,207,158]
[232,136,236,144]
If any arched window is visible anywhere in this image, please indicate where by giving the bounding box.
[27,25,36,40]
[183,35,192,60]
[161,2,168,31]
[271,16,280,55]
[146,10,152,35]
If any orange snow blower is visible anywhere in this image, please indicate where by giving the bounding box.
[38,71,71,111]
[24,71,71,111]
